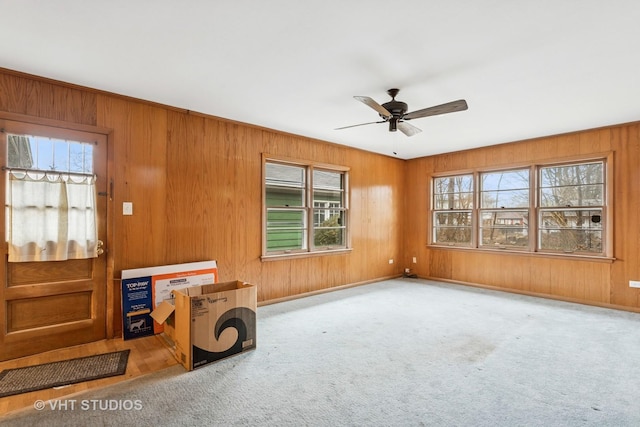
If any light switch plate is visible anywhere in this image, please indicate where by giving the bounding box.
[123,202,133,216]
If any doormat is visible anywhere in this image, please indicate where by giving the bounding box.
[0,349,130,398]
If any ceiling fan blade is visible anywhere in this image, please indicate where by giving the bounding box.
[335,120,385,130]
[354,96,392,119]
[403,99,468,120]
[397,121,422,137]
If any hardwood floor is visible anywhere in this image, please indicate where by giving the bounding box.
[0,335,178,417]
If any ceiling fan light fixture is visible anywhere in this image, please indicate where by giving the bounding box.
[337,88,468,137]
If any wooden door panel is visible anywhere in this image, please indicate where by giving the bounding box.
[7,292,92,331]
[7,259,93,285]
[0,115,108,361]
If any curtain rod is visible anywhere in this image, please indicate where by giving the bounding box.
[2,166,95,178]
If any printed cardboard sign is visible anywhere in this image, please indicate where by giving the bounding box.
[122,276,153,340]
[121,261,218,340]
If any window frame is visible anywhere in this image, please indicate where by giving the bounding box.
[431,173,475,247]
[1,115,109,263]
[537,160,606,255]
[428,154,613,260]
[262,155,350,260]
[478,167,532,251]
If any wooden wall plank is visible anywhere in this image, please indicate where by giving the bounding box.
[98,96,168,271]
[0,74,28,114]
[0,72,96,125]
[610,124,640,307]
[96,95,169,336]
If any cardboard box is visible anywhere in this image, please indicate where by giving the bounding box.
[151,280,257,370]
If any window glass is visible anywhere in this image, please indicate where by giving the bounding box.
[265,163,305,207]
[264,160,348,256]
[538,162,604,254]
[313,209,346,247]
[433,211,473,245]
[540,162,603,207]
[479,169,530,248]
[6,133,97,262]
[266,209,307,252]
[480,211,529,247]
[8,134,93,174]
[312,170,345,249]
[539,209,603,253]
[432,174,473,246]
[481,170,529,208]
[433,175,473,209]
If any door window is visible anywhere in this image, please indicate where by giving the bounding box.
[6,134,98,262]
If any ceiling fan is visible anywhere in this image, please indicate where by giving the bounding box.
[336,88,468,137]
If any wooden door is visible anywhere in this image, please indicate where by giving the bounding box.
[0,117,108,361]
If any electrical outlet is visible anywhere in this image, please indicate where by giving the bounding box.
[123,202,133,216]
[388,259,394,264]
[412,257,417,263]
[630,280,640,288]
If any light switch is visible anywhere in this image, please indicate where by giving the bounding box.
[123,202,133,216]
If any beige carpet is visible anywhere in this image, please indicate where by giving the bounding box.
[3,279,640,426]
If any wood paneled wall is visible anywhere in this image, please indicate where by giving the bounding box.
[1,69,406,337]
[3,66,639,343]
[404,124,640,310]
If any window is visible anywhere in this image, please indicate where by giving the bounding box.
[6,133,98,262]
[430,158,609,257]
[265,162,307,252]
[432,175,474,246]
[480,169,530,249]
[538,162,604,254]
[264,158,348,257]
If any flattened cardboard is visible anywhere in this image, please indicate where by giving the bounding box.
[121,261,218,340]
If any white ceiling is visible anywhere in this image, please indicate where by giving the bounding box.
[2,1,640,159]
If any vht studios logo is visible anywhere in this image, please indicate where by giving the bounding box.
[34,399,143,411]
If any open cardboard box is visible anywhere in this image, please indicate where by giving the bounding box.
[151,280,257,370]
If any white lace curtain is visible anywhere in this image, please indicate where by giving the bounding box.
[7,170,98,262]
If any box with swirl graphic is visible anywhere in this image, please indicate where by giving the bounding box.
[151,280,256,371]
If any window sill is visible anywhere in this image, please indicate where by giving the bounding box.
[261,248,352,262]
[427,245,615,263]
